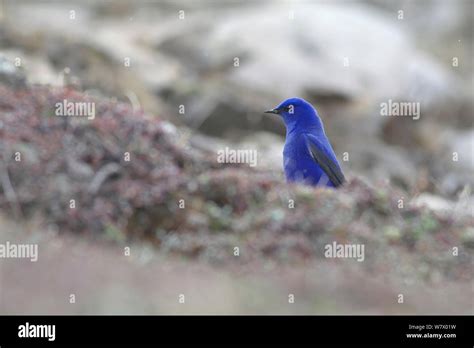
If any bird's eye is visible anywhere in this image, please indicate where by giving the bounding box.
[284,105,294,114]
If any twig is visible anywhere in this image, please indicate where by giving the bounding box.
[88,162,121,194]
[0,158,23,219]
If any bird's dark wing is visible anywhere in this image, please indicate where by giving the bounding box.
[304,133,345,187]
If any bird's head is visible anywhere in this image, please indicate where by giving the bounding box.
[264,97,323,133]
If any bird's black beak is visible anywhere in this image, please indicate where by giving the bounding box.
[264,108,280,115]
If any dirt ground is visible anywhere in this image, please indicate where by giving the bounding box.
[1,216,472,315]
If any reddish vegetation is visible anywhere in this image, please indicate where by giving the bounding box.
[0,85,472,284]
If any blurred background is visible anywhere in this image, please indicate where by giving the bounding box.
[1,0,473,194]
[0,0,472,314]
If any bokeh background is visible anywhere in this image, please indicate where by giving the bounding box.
[0,0,472,314]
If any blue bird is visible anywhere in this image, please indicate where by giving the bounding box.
[265,98,345,188]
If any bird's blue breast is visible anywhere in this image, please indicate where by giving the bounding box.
[283,133,335,187]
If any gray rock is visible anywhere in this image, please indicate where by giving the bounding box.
[0,55,26,88]
[411,193,473,219]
